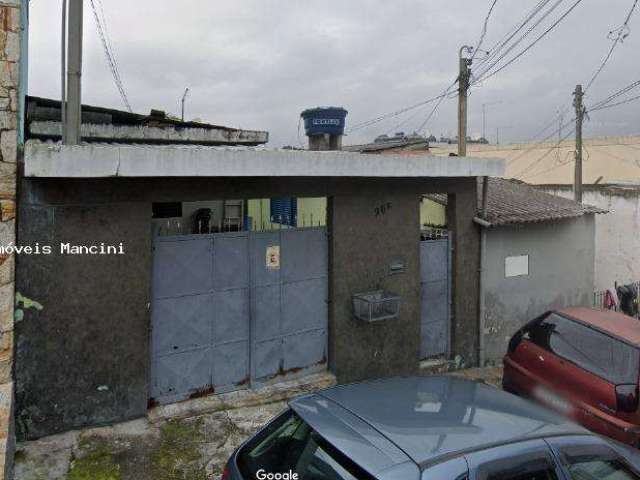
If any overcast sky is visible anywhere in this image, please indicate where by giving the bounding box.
[28,0,640,146]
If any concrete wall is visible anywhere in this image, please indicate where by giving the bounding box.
[14,175,481,439]
[448,185,481,366]
[482,216,595,363]
[541,186,638,291]
[328,189,421,382]
[0,1,23,477]
[15,199,151,440]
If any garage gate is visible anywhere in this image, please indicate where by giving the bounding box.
[420,236,452,359]
[150,227,328,405]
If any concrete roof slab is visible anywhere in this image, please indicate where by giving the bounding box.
[24,141,505,179]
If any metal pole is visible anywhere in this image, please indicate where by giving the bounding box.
[65,0,83,145]
[482,103,486,141]
[458,46,472,157]
[61,0,67,143]
[181,88,189,122]
[574,84,584,203]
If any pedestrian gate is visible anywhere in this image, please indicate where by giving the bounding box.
[150,228,328,405]
[420,237,452,359]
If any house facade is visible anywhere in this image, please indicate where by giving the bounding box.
[424,178,604,363]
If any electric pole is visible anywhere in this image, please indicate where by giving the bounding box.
[458,45,473,156]
[573,84,584,203]
[181,88,190,122]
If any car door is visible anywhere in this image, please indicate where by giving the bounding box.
[545,435,640,480]
[466,439,566,480]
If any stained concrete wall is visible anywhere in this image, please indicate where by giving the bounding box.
[448,185,481,367]
[328,189,421,382]
[541,186,638,291]
[482,215,595,363]
[15,200,151,440]
[15,175,481,439]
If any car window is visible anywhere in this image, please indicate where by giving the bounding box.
[238,410,371,480]
[560,445,640,480]
[477,453,559,480]
[526,313,640,384]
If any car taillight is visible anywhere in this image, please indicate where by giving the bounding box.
[221,465,230,480]
[616,384,639,413]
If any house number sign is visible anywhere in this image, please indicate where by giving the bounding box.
[374,202,392,217]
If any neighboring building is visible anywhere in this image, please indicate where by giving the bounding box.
[432,136,640,302]
[425,178,605,363]
[537,183,640,292]
[431,135,640,185]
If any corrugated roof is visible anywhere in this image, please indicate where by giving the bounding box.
[344,138,430,153]
[424,177,606,226]
[26,96,269,146]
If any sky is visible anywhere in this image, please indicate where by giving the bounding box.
[27,0,640,147]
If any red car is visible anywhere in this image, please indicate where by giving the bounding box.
[503,306,640,447]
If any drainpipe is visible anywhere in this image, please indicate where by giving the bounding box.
[476,176,490,367]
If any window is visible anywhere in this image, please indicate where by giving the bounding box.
[478,454,558,480]
[152,202,182,218]
[560,445,640,480]
[505,255,529,278]
[527,313,640,384]
[270,198,297,227]
[238,410,371,480]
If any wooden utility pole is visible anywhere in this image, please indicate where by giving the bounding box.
[458,46,472,156]
[573,84,584,203]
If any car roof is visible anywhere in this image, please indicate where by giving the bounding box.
[558,306,640,346]
[290,376,588,471]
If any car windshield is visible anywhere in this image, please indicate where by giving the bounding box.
[238,410,371,480]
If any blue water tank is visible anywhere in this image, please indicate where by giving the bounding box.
[301,107,348,136]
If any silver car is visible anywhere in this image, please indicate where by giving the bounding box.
[224,377,640,480]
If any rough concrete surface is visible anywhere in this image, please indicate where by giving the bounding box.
[14,373,335,480]
[12,368,505,480]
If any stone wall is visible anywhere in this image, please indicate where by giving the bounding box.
[0,1,21,478]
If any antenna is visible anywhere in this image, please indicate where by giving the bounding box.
[181,88,190,122]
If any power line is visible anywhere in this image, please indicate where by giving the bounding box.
[512,127,575,178]
[347,0,500,136]
[346,92,448,133]
[498,0,637,170]
[471,0,499,61]
[588,78,640,111]
[473,0,584,85]
[507,116,576,166]
[473,0,554,70]
[472,0,565,82]
[585,0,638,92]
[590,92,640,111]
[88,0,132,112]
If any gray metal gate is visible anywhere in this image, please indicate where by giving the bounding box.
[150,228,327,405]
[420,237,452,359]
